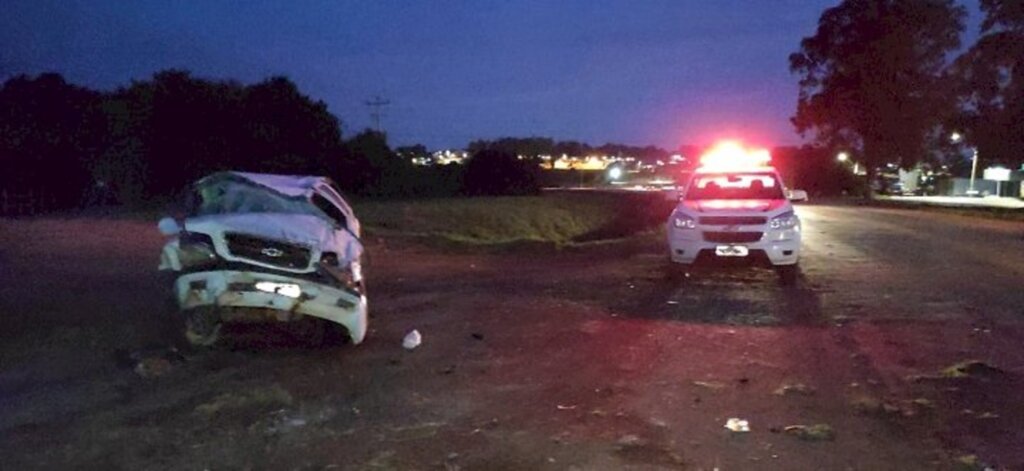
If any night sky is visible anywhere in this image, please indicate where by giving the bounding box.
[1,1,981,150]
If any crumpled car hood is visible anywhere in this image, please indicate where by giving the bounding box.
[184,212,362,268]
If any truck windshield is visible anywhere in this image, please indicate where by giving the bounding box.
[685,172,785,200]
[189,179,324,218]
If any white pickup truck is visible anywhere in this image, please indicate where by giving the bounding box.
[666,144,806,283]
[157,172,367,346]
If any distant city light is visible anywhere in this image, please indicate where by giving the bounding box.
[950,132,962,143]
[608,167,623,180]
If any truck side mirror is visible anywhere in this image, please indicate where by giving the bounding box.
[787,189,809,202]
[158,217,182,236]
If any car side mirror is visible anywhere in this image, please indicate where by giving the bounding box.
[158,217,182,236]
[787,189,809,202]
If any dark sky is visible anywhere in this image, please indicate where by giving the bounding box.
[1,1,981,150]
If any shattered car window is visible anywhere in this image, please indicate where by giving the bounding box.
[190,180,324,218]
[311,193,347,228]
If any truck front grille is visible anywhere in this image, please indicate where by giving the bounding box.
[224,233,311,270]
[703,231,764,243]
[698,216,767,225]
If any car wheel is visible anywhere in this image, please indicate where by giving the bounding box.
[185,306,222,347]
[306,318,350,347]
[665,260,691,282]
[776,264,800,286]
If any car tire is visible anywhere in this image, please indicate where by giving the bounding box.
[665,260,691,282]
[307,319,350,347]
[184,306,222,347]
[776,264,800,286]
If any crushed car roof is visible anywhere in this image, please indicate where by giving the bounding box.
[196,171,330,197]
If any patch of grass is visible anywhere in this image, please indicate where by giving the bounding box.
[356,192,672,247]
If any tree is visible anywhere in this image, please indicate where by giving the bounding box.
[239,76,343,175]
[951,0,1024,166]
[790,0,966,189]
[462,148,539,196]
[338,129,415,196]
[107,71,345,199]
[0,73,104,208]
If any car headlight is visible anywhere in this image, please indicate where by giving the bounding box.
[672,214,696,230]
[178,232,218,268]
[319,252,364,296]
[769,211,799,230]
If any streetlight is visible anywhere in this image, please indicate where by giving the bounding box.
[608,166,623,180]
[950,132,979,195]
[836,152,849,162]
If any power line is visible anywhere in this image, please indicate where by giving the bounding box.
[364,95,390,133]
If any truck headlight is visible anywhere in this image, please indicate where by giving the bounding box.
[672,214,696,230]
[769,211,798,230]
[319,253,364,296]
[178,232,218,268]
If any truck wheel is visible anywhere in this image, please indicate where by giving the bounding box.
[776,264,800,286]
[665,260,691,282]
[185,307,222,347]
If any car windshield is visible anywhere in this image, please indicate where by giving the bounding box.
[189,179,324,218]
[685,172,784,200]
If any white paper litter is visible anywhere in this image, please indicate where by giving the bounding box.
[403,329,422,350]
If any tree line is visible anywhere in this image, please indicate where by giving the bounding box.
[0,70,680,211]
[790,0,1023,184]
[0,70,498,212]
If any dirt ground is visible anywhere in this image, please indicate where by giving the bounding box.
[1,204,1023,470]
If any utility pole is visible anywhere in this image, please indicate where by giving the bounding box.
[365,95,390,133]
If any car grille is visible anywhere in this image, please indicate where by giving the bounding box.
[703,231,764,243]
[698,216,767,225]
[223,233,311,270]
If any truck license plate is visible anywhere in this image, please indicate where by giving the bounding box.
[715,245,749,257]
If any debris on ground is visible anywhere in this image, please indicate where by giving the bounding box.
[470,332,484,340]
[724,418,750,433]
[953,454,993,471]
[556,404,576,410]
[257,409,315,436]
[911,398,934,408]
[692,380,726,390]
[403,329,422,350]
[725,313,779,326]
[939,360,1003,379]
[773,383,816,396]
[388,421,446,441]
[850,395,903,416]
[783,424,835,441]
[616,434,646,448]
[134,357,174,378]
[118,346,186,378]
[194,385,293,416]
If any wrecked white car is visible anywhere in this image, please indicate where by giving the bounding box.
[157,172,367,346]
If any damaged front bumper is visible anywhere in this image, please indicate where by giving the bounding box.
[174,270,367,344]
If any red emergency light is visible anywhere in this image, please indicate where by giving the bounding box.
[698,141,772,172]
